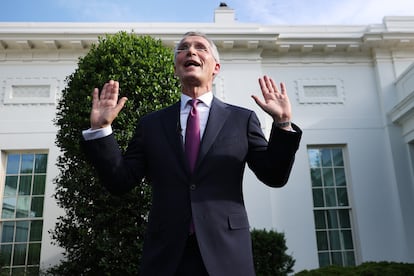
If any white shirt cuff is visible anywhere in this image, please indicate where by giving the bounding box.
[82,125,113,141]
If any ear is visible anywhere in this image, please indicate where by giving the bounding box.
[213,63,221,76]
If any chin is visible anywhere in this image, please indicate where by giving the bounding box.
[181,75,202,86]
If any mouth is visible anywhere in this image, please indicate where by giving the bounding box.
[184,60,201,68]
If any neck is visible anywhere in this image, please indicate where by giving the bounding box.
[181,84,211,99]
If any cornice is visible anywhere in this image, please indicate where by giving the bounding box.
[0,16,413,54]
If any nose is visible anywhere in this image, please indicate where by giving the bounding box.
[186,45,197,55]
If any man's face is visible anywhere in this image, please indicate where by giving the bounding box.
[174,36,220,86]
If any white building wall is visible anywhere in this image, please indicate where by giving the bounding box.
[0,61,81,269]
[260,62,405,269]
[1,11,414,273]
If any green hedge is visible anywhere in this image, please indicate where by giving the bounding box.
[251,228,295,276]
[295,261,414,276]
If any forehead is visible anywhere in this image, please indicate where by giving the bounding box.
[178,35,210,46]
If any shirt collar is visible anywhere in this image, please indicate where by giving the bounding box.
[180,92,213,110]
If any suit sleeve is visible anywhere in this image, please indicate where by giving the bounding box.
[81,122,147,195]
[246,112,302,187]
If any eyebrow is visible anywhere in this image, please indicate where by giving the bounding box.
[178,41,208,47]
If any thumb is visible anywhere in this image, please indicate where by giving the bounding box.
[251,95,264,108]
[115,97,128,112]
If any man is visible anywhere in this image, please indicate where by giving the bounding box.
[82,31,302,276]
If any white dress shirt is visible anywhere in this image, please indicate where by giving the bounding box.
[180,92,212,143]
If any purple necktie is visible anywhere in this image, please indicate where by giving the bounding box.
[185,99,200,172]
[185,99,200,234]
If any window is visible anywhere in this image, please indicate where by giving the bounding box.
[1,152,47,275]
[308,147,356,267]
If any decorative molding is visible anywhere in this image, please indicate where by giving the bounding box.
[2,77,59,105]
[213,75,225,101]
[0,16,413,53]
[295,78,345,104]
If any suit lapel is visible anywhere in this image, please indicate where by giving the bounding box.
[161,102,187,169]
[161,98,231,174]
[196,97,230,169]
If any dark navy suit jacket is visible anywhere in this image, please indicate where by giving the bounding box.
[82,97,302,276]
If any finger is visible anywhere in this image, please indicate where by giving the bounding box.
[269,78,279,93]
[91,88,99,108]
[109,81,120,100]
[251,95,265,108]
[101,82,111,99]
[280,82,287,95]
[263,75,273,91]
[258,77,270,95]
[103,80,119,100]
[114,96,128,113]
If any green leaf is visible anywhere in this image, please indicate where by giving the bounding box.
[51,31,180,274]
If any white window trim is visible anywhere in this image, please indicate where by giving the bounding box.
[296,78,345,104]
[3,78,58,104]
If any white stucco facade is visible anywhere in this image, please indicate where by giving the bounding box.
[1,6,413,273]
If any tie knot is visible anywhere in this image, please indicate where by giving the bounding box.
[188,99,199,108]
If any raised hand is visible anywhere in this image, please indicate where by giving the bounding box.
[90,80,128,130]
[251,75,292,129]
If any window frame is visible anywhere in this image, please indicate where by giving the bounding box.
[307,145,360,267]
[0,150,48,274]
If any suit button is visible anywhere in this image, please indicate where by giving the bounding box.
[190,184,196,190]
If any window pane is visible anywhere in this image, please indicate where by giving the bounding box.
[20,154,34,174]
[334,168,346,186]
[27,243,41,265]
[2,221,15,242]
[33,175,46,195]
[16,196,30,218]
[2,197,16,219]
[314,210,326,229]
[316,231,328,250]
[15,221,29,243]
[13,243,27,265]
[331,251,343,266]
[332,148,344,166]
[309,147,356,268]
[329,230,341,250]
[30,221,43,242]
[318,252,330,268]
[12,267,26,274]
[338,210,351,228]
[0,244,12,266]
[327,210,338,228]
[323,168,334,186]
[34,154,48,173]
[321,149,332,167]
[344,251,356,266]
[341,230,354,250]
[325,188,337,207]
[313,188,324,207]
[311,168,323,187]
[5,176,18,196]
[2,152,47,271]
[337,188,349,206]
[6,154,20,174]
[31,197,44,218]
[308,149,321,167]
[19,175,32,195]
[27,267,40,275]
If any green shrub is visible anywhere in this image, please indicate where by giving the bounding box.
[295,261,414,276]
[251,228,295,276]
[50,31,180,275]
